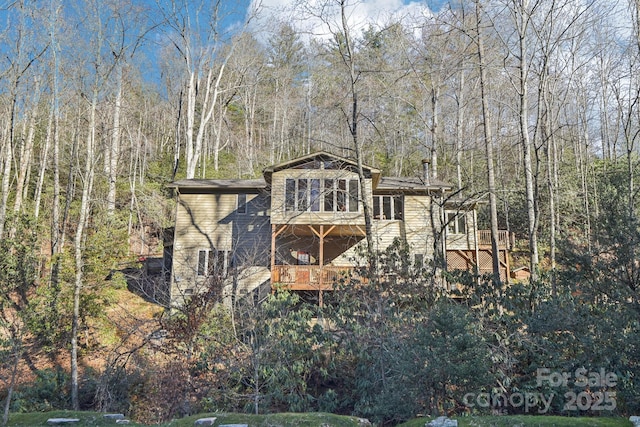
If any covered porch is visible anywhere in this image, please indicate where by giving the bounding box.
[270,223,366,304]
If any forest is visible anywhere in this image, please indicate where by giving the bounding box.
[0,0,639,425]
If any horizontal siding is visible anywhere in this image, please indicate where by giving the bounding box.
[171,191,271,301]
[445,211,477,251]
[270,169,372,225]
[403,195,432,256]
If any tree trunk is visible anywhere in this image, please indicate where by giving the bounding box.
[71,89,97,410]
[514,0,540,281]
[475,0,502,285]
[107,64,123,215]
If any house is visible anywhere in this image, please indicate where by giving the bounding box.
[163,151,510,308]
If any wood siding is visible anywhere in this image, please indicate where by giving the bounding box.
[171,190,270,303]
[270,169,371,225]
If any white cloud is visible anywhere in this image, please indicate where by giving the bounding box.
[248,0,433,42]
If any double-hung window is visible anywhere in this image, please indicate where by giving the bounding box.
[197,249,228,277]
[373,195,404,220]
[446,212,466,235]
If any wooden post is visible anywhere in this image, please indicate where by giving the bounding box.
[319,225,324,307]
[271,224,276,293]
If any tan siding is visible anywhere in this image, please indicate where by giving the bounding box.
[445,211,477,251]
[171,191,271,303]
[403,195,433,257]
[270,169,371,226]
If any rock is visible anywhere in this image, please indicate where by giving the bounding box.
[46,419,80,424]
[218,424,248,427]
[115,420,130,425]
[194,418,217,426]
[357,418,372,426]
[104,414,125,420]
[426,416,458,427]
[630,416,640,427]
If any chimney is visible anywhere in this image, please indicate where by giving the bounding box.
[422,158,431,185]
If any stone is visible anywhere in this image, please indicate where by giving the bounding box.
[629,416,640,427]
[46,419,80,424]
[194,418,217,426]
[115,420,130,425]
[103,414,125,420]
[357,418,372,426]
[426,416,458,427]
[218,424,248,427]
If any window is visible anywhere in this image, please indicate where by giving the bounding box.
[337,179,347,211]
[297,178,308,211]
[373,195,403,220]
[348,180,359,212]
[414,253,424,268]
[310,179,320,211]
[446,212,467,235]
[237,193,247,214]
[285,179,296,211]
[285,177,360,213]
[197,249,228,277]
[324,179,334,211]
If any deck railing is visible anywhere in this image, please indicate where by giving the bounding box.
[477,230,512,249]
[272,265,356,289]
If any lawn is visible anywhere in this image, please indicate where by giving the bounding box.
[5,411,370,427]
[4,411,634,427]
[398,415,633,427]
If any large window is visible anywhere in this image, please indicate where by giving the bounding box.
[197,249,229,277]
[373,195,403,220]
[286,178,359,213]
[446,212,467,235]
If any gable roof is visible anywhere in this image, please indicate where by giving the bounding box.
[168,152,454,192]
[377,177,452,192]
[262,151,381,187]
[167,178,267,191]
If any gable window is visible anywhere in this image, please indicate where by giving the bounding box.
[297,178,308,211]
[310,179,321,211]
[285,178,359,213]
[337,179,347,211]
[373,195,403,220]
[237,193,247,214]
[285,179,296,211]
[197,249,228,277]
[348,180,359,212]
[324,179,334,211]
[446,212,467,235]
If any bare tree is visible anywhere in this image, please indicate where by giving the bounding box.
[159,0,260,179]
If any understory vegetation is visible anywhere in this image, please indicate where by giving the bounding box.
[1,0,640,425]
[2,194,639,426]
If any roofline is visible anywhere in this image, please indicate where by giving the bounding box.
[167,178,267,190]
[262,151,381,187]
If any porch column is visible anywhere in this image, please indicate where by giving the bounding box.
[271,224,276,292]
[319,225,324,307]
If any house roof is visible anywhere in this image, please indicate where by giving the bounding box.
[167,178,267,190]
[262,151,381,187]
[168,152,454,192]
[377,176,452,192]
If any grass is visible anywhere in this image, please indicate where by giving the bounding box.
[5,411,369,427]
[398,415,634,427]
[4,412,634,427]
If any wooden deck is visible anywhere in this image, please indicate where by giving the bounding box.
[476,230,513,249]
[272,265,356,290]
